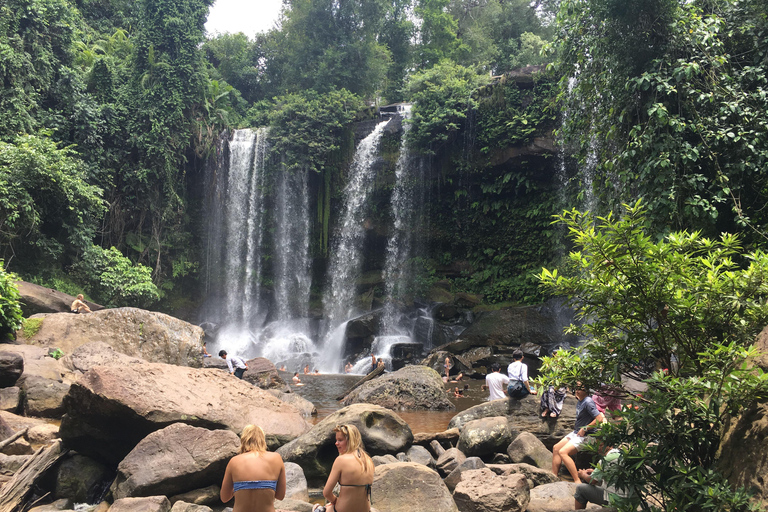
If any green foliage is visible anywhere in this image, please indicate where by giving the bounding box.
[264,89,364,173]
[71,245,161,308]
[0,261,23,341]
[415,0,468,67]
[554,0,768,235]
[48,347,64,359]
[21,318,43,339]
[0,134,106,265]
[538,201,768,511]
[406,61,489,153]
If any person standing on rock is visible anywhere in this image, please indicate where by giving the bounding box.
[220,424,286,512]
[486,363,510,400]
[316,424,374,512]
[552,383,606,483]
[220,350,248,379]
[507,349,536,399]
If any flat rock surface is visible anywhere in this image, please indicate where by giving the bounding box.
[15,308,203,367]
[60,361,310,464]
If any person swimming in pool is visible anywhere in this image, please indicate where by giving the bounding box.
[220,424,286,512]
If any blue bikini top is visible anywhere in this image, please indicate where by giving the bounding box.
[233,480,278,492]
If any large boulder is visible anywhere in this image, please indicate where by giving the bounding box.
[506,432,553,470]
[457,298,580,356]
[0,352,23,387]
[444,457,486,492]
[54,453,113,503]
[457,417,512,457]
[277,404,412,483]
[448,398,576,449]
[243,357,285,389]
[15,281,103,316]
[20,375,70,418]
[372,462,458,512]
[452,468,529,512]
[15,308,203,367]
[112,423,240,499]
[267,390,317,417]
[340,366,454,411]
[526,481,580,512]
[60,361,310,464]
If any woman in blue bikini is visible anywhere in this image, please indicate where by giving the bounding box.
[221,424,286,512]
[316,424,373,512]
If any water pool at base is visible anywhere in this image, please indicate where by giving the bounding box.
[280,371,489,433]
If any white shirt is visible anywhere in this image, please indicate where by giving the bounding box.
[486,372,510,400]
[226,355,247,373]
[507,360,528,382]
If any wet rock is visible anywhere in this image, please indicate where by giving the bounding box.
[0,387,20,412]
[0,352,23,387]
[285,462,309,501]
[243,357,285,389]
[340,366,454,411]
[444,457,485,492]
[277,404,412,483]
[526,482,580,512]
[60,360,310,464]
[372,462,458,512]
[169,486,221,506]
[55,453,113,503]
[457,417,512,457]
[452,469,529,512]
[435,447,466,477]
[507,432,553,470]
[110,496,172,512]
[453,293,482,309]
[21,375,70,418]
[448,398,576,449]
[15,307,203,367]
[406,445,435,468]
[267,390,317,417]
[112,423,239,499]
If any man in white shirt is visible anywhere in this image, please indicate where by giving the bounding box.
[219,350,248,379]
[507,349,537,399]
[486,363,510,400]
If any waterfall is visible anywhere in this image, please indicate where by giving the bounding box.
[221,129,266,327]
[321,120,390,369]
[243,128,269,324]
[274,161,312,321]
[381,107,419,335]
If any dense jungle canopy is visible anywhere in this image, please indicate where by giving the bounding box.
[0,0,766,312]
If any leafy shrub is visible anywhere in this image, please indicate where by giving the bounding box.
[0,262,23,341]
[71,245,160,309]
[21,318,43,339]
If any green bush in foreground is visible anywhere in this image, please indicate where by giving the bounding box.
[0,262,23,341]
[538,200,768,511]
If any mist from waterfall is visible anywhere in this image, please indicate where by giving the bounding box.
[320,120,390,370]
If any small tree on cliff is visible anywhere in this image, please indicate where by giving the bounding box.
[538,200,768,511]
[0,262,23,341]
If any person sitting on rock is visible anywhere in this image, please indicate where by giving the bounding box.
[316,424,374,512]
[552,383,606,483]
[573,448,623,509]
[70,294,92,314]
[540,384,568,418]
[202,341,212,358]
[220,350,248,379]
[220,424,286,512]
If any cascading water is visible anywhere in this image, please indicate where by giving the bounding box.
[320,120,391,371]
[243,127,269,324]
[381,107,417,336]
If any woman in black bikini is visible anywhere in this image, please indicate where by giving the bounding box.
[316,424,373,512]
[221,424,286,512]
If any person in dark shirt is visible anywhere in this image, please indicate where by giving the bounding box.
[551,383,606,483]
